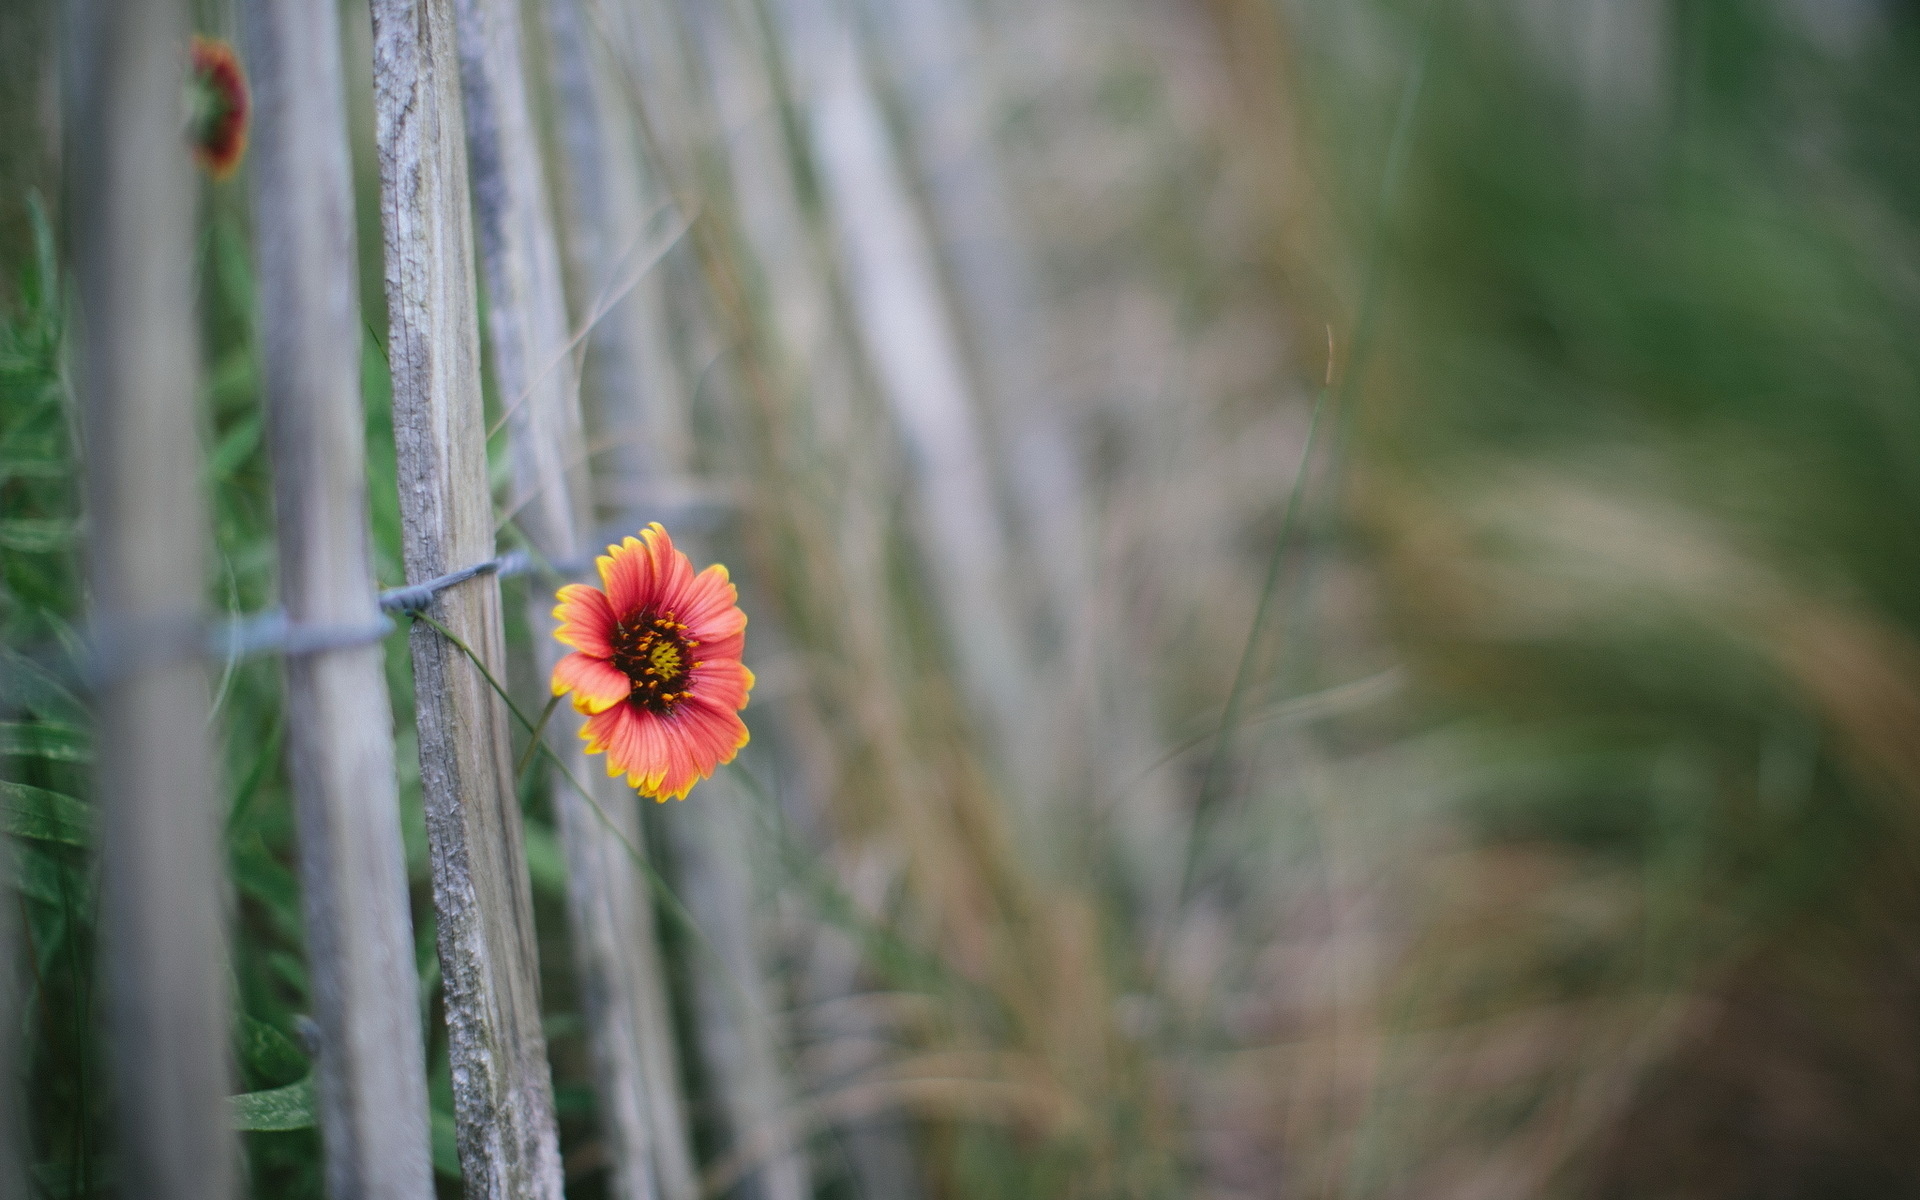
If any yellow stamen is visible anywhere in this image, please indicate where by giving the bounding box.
[649,642,682,676]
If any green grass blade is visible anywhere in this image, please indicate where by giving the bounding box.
[1,780,89,846]
[0,721,92,762]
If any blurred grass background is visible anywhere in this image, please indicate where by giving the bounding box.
[7,0,1920,1197]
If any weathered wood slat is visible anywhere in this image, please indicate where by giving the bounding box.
[795,849,922,1200]
[860,0,1184,922]
[242,0,436,1194]
[67,0,235,1195]
[659,786,811,1200]
[545,0,696,496]
[584,7,829,1195]
[545,8,822,1196]
[451,0,677,1196]
[536,0,702,1193]
[857,0,1092,633]
[777,0,1044,795]
[369,0,564,1193]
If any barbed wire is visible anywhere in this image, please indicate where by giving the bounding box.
[3,494,733,704]
[6,544,590,700]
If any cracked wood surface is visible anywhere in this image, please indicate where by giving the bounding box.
[453,0,682,1194]
[370,0,563,1193]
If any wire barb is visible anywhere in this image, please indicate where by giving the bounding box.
[377,553,519,614]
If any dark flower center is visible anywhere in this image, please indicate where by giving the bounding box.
[609,610,699,714]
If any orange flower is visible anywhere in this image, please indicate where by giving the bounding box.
[551,524,752,801]
[188,35,249,179]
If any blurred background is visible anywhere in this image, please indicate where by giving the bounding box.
[7,0,1920,1196]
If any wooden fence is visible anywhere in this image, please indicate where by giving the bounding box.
[29,0,1058,1194]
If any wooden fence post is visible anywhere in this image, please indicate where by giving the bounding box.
[242,0,436,1194]
[777,0,1048,803]
[658,786,812,1200]
[856,0,1094,637]
[67,0,237,1195]
[539,5,731,1196]
[369,0,564,1193]
[544,0,697,498]
[450,0,682,1195]
[858,0,1186,921]
[581,7,833,1196]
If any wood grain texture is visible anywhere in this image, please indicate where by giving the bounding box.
[452,0,678,1196]
[68,0,235,1195]
[243,0,435,1194]
[369,0,564,1193]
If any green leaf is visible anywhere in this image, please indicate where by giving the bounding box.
[231,835,302,938]
[1,780,88,846]
[230,1075,316,1132]
[0,517,77,552]
[207,337,256,394]
[0,456,70,481]
[267,949,309,998]
[235,1014,309,1089]
[553,1082,596,1119]
[30,1158,110,1199]
[224,714,284,835]
[0,646,88,724]
[8,840,68,906]
[0,721,92,762]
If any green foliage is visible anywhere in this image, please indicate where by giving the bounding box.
[1293,1,1920,1189]
[0,781,88,847]
[0,186,410,1198]
[1305,0,1920,905]
[0,721,89,762]
[0,195,103,1199]
[230,1078,317,1134]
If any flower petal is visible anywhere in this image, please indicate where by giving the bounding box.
[552,583,617,657]
[578,694,748,802]
[688,658,753,712]
[596,536,654,618]
[651,531,697,615]
[552,652,630,714]
[597,523,695,618]
[582,705,666,794]
[676,565,746,643]
[690,629,745,669]
[652,733,701,803]
[649,696,750,801]
[580,703,618,754]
